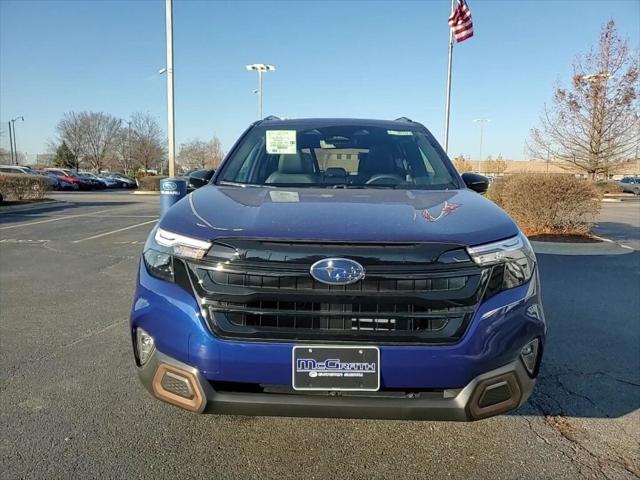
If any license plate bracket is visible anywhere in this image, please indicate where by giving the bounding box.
[292,345,380,391]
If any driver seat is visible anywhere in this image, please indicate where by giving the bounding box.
[357,144,399,183]
[265,152,316,184]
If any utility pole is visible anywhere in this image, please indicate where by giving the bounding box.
[126,120,132,173]
[165,0,176,177]
[472,118,490,173]
[8,121,15,164]
[245,64,276,120]
[10,116,24,165]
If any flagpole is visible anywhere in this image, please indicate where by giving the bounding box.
[443,0,455,154]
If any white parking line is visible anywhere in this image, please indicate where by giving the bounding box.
[72,219,157,243]
[0,209,115,231]
[8,214,158,219]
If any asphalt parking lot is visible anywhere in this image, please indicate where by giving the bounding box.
[1,192,638,479]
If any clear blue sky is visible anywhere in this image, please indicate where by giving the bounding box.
[1,0,638,162]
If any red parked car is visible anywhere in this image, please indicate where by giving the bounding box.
[44,168,83,190]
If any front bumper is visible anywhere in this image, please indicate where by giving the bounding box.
[131,260,545,420]
[137,348,535,421]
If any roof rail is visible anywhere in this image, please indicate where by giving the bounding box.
[262,115,281,121]
[394,117,413,122]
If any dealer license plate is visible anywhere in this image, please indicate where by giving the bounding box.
[292,345,380,391]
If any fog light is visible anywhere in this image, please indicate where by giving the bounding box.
[520,338,540,376]
[136,327,155,365]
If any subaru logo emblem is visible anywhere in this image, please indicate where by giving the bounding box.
[309,258,365,285]
[161,181,177,191]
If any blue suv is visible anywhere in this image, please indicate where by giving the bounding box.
[130,117,545,420]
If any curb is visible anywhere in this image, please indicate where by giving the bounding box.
[0,199,70,214]
[131,191,160,196]
[602,198,622,203]
[529,230,635,255]
[590,234,634,251]
[530,239,633,256]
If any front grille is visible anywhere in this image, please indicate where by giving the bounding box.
[180,239,490,344]
[203,270,468,292]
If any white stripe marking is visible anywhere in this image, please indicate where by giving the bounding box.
[0,209,114,230]
[72,219,157,243]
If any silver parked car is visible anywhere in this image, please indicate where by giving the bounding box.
[617,177,640,195]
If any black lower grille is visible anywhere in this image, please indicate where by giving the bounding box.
[180,239,490,344]
[211,299,466,332]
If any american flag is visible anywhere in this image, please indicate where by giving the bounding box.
[448,0,474,43]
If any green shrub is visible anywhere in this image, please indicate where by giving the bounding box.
[594,181,624,195]
[0,173,50,202]
[138,175,167,191]
[487,174,600,235]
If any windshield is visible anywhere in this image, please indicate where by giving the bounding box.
[217,124,461,189]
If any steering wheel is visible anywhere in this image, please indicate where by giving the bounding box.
[365,174,404,185]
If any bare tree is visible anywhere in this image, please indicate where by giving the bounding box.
[485,158,507,174]
[0,147,10,164]
[452,155,473,173]
[528,20,639,179]
[83,112,122,171]
[129,112,165,173]
[56,111,121,171]
[178,135,224,170]
[208,136,224,168]
[113,128,136,173]
[56,112,88,169]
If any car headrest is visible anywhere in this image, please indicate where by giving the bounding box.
[278,153,314,174]
[325,167,347,178]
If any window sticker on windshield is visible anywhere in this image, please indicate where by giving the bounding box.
[269,191,300,203]
[266,130,297,154]
[387,130,413,136]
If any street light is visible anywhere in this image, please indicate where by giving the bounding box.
[7,121,14,164]
[10,116,24,165]
[245,64,275,120]
[163,0,176,177]
[472,118,490,173]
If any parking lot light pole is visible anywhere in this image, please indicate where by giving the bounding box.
[165,0,176,177]
[10,116,24,165]
[8,121,15,164]
[472,118,490,173]
[245,64,276,120]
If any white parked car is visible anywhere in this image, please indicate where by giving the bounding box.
[0,165,34,175]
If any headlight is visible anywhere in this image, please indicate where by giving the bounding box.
[467,233,536,290]
[154,228,211,259]
[143,226,211,282]
[143,248,174,282]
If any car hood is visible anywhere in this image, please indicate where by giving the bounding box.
[160,186,519,247]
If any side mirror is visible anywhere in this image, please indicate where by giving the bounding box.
[188,169,215,190]
[188,176,209,189]
[461,172,489,194]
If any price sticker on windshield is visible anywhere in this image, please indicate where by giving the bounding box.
[266,130,297,154]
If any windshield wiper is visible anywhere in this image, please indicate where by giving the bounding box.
[217,180,261,187]
[353,184,400,189]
